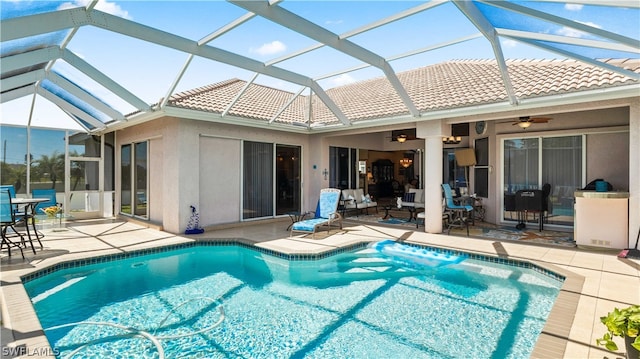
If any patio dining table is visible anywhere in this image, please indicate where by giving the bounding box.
[11,197,48,249]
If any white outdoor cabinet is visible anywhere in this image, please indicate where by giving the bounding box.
[574,191,629,249]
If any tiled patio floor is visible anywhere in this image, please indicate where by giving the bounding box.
[1,218,638,358]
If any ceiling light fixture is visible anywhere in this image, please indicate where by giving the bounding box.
[399,158,413,168]
[517,121,532,129]
[442,136,462,145]
[397,134,407,143]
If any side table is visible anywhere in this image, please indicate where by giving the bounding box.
[285,211,307,231]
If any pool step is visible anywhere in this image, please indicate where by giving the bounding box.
[328,251,420,276]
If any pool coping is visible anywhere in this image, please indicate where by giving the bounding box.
[5,236,578,358]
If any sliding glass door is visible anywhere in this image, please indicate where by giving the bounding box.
[329,146,357,189]
[541,136,582,225]
[243,141,301,220]
[120,142,148,218]
[243,141,273,219]
[503,135,581,226]
[276,145,301,215]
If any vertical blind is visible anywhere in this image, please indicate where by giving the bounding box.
[243,141,273,219]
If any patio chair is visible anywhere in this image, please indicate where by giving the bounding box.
[442,183,473,236]
[341,188,378,216]
[1,184,34,238]
[1,190,26,258]
[291,188,342,238]
[0,185,16,198]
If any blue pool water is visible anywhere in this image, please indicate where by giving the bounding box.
[24,243,563,358]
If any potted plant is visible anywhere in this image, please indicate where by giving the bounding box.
[596,304,640,359]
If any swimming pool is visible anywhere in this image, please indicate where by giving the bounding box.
[24,241,563,358]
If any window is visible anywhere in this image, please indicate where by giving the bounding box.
[474,137,489,198]
[443,149,466,190]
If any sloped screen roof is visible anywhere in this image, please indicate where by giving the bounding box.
[1,0,638,132]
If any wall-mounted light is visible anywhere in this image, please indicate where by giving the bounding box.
[442,136,462,145]
[397,134,407,143]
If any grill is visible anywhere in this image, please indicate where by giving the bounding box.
[515,189,545,231]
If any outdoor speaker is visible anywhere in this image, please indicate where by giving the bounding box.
[455,148,476,166]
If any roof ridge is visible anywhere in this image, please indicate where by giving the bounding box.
[170,78,300,102]
[170,78,244,102]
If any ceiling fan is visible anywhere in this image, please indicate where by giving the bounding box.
[513,116,551,129]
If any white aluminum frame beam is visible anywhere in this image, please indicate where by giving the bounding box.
[85,9,348,124]
[230,0,419,118]
[0,69,46,95]
[47,72,125,121]
[340,0,448,39]
[1,46,61,74]
[0,7,89,42]
[315,33,483,81]
[61,49,150,111]
[161,12,256,110]
[160,54,194,110]
[267,0,447,67]
[1,45,149,113]
[3,7,347,124]
[513,37,640,81]
[198,12,257,46]
[0,85,36,104]
[497,28,639,54]
[452,0,519,105]
[481,0,640,49]
[270,86,306,124]
[37,87,106,130]
[528,0,639,9]
[223,73,259,117]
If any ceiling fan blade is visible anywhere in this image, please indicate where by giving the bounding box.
[530,117,551,123]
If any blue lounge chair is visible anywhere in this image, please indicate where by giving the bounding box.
[442,183,473,236]
[291,188,342,238]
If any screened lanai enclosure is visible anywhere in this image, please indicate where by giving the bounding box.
[1,1,639,236]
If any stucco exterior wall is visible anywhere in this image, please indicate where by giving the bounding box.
[113,98,637,238]
[118,117,311,233]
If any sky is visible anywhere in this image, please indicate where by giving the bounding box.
[1,0,639,133]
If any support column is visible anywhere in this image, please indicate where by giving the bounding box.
[629,99,639,248]
[417,120,448,233]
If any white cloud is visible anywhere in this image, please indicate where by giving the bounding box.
[325,19,344,26]
[565,4,583,11]
[329,74,356,87]
[250,41,287,56]
[58,0,132,20]
[501,39,518,48]
[556,21,601,38]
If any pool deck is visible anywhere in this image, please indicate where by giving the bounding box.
[1,218,638,358]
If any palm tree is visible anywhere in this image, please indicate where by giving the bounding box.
[33,151,64,189]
